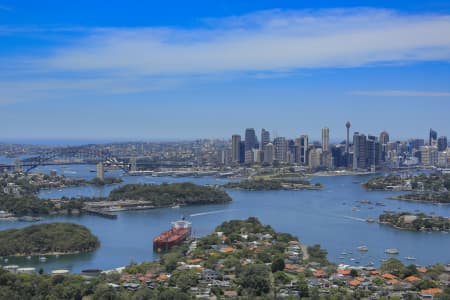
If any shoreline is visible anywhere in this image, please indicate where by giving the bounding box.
[387,196,450,205]
[5,249,97,258]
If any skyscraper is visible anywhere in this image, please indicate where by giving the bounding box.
[379,131,389,145]
[437,136,448,151]
[322,127,329,152]
[379,131,389,163]
[299,135,309,165]
[429,128,438,146]
[245,128,258,153]
[353,132,367,170]
[231,134,241,163]
[367,135,380,170]
[260,129,270,150]
[273,137,287,162]
[263,143,274,164]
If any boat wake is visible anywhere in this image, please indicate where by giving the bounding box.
[343,216,367,222]
[189,209,236,217]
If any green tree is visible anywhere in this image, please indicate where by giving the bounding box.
[271,257,285,273]
[380,258,404,276]
[92,284,118,300]
[240,264,271,296]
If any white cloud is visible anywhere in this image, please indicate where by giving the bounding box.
[350,90,450,97]
[2,8,450,105]
[35,8,450,75]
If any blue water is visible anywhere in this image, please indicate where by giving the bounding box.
[1,163,449,273]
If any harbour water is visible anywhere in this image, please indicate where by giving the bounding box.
[1,163,449,273]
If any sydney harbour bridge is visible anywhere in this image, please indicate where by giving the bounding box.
[0,146,194,173]
[0,147,132,173]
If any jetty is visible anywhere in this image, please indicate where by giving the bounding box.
[82,207,117,219]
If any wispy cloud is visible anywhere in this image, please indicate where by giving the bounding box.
[35,9,450,75]
[2,8,450,104]
[350,90,450,97]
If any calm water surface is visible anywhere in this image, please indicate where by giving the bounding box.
[1,163,449,273]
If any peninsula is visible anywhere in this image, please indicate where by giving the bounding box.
[379,212,450,232]
[222,178,322,191]
[0,222,100,256]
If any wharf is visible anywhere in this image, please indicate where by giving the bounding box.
[82,208,118,219]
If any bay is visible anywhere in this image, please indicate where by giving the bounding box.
[0,163,449,273]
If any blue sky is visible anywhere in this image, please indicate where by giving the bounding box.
[1,1,450,142]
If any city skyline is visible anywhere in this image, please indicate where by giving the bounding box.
[1,1,450,140]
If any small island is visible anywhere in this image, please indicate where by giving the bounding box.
[108,182,232,206]
[379,212,450,232]
[223,178,322,191]
[0,222,100,256]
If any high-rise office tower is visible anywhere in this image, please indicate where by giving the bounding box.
[273,137,287,162]
[263,143,274,164]
[379,131,389,162]
[345,121,351,153]
[299,135,309,165]
[353,132,367,170]
[309,148,322,168]
[239,141,246,163]
[367,135,380,170]
[429,128,438,146]
[410,139,425,150]
[260,129,270,150]
[379,131,389,145]
[437,136,448,152]
[322,127,329,152]
[245,128,258,153]
[231,134,241,163]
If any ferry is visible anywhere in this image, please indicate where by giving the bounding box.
[357,245,369,252]
[385,248,400,255]
[153,218,192,252]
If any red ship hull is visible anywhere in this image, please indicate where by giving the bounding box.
[153,227,191,251]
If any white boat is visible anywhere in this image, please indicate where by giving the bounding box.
[385,248,399,254]
[107,206,127,212]
[357,245,369,252]
[171,205,180,209]
[405,256,416,260]
[26,256,31,260]
[39,256,47,262]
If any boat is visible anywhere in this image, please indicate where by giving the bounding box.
[357,245,369,252]
[366,262,374,267]
[171,205,180,209]
[153,218,192,251]
[39,256,47,262]
[18,216,41,222]
[405,256,416,261]
[26,256,31,260]
[375,202,386,206]
[366,218,375,223]
[385,248,399,255]
[106,206,127,212]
